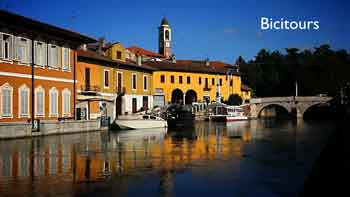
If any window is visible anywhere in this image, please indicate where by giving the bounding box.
[205,78,209,88]
[160,75,165,83]
[187,76,191,84]
[104,70,110,88]
[16,37,31,64]
[62,89,71,116]
[1,83,13,117]
[165,30,170,40]
[179,76,183,84]
[132,73,137,90]
[0,33,13,61]
[48,43,60,68]
[170,75,175,83]
[34,41,47,66]
[117,72,123,93]
[19,85,29,118]
[219,78,223,86]
[143,75,148,91]
[199,77,202,85]
[230,79,233,86]
[116,51,122,59]
[49,87,58,117]
[62,47,70,71]
[212,78,215,85]
[35,87,45,117]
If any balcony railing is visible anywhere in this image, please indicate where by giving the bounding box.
[203,86,211,91]
[81,85,100,92]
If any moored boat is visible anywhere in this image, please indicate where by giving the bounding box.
[115,114,167,130]
[207,103,228,121]
[226,106,248,121]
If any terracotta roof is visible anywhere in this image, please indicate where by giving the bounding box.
[176,60,233,67]
[145,60,240,75]
[77,50,155,71]
[127,46,164,58]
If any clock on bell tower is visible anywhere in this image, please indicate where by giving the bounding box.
[159,17,172,59]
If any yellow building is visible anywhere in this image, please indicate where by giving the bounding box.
[77,42,155,120]
[135,17,250,106]
[146,60,244,106]
[104,42,155,115]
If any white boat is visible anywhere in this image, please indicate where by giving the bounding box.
[115,114,168,130]
[226,106,248,121]
[207,103,228,121]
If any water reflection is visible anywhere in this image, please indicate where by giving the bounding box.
[0,120,335,196]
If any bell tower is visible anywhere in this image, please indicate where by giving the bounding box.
[159,17,172,59]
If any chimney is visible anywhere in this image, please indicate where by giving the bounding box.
[97,37,105,54]
[171,54,176,63]
[205,58,210,66]
[137,55,142,66]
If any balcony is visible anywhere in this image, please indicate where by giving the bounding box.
[80,85,100,95]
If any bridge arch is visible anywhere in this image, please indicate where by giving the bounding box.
[257,103,290,118]
[300,102,331,119]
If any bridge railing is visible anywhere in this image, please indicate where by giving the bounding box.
[250,96,332,104]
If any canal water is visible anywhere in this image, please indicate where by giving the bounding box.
[0,120,335,197]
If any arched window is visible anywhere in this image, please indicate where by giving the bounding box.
[165,30,170,40]
[35,86,45,117]
[62,88,71,116]
[1,83,13,117]
[49,87,58,117]
[18,84,30,118]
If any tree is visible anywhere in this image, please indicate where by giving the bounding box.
[239,44,349,98]
[227,94,243,106]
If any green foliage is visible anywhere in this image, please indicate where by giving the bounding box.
[227,94,243,105]
[239,44,350,97]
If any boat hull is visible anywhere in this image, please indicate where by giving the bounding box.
[226,116,249,121]
[115,119,168,130]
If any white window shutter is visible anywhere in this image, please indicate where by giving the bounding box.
[34,41,37,65]
[0,34,3,58]
[9,35,13,60]
[14,36,19,61]
[43,43,47,66]
[57,46,61,68]
[48,43,51,66]
[27,39,32,64]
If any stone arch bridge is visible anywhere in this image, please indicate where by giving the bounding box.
[249,96,333,118]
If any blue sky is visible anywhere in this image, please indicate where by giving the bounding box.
[1,0,349,63]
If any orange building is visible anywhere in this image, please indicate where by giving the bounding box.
[0,10,96,123]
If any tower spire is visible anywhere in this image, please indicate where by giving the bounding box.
[158,17,172,58]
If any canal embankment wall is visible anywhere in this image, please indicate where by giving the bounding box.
[0,120,106,139]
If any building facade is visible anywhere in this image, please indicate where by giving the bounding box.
[147,61,242,106]
[76,42,155,121]
[0,10,95,123]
